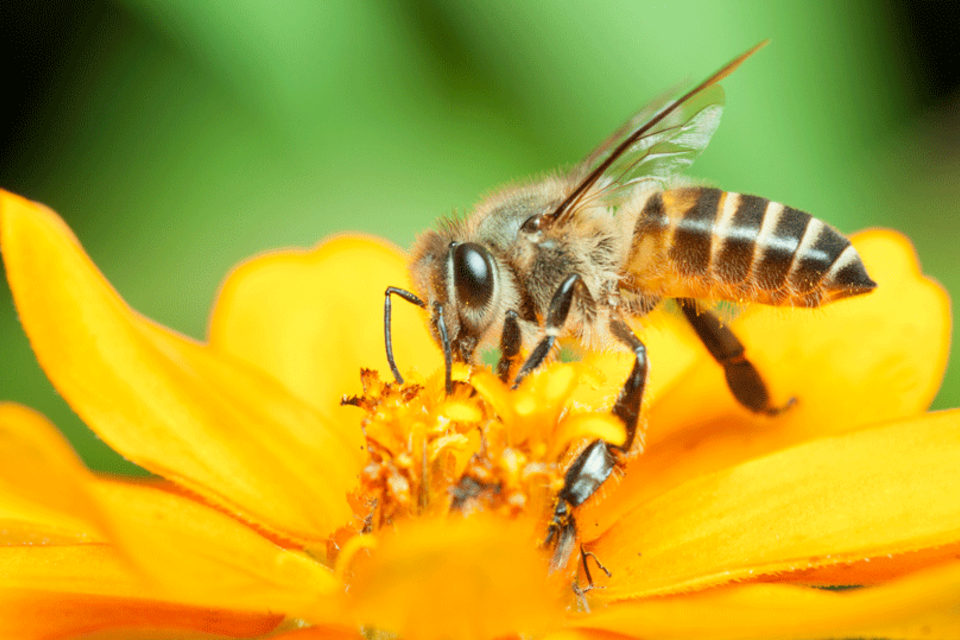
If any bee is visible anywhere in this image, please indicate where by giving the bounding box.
[382,41,876,572]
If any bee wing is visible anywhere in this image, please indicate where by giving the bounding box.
[585,84,724,197]
[577,83,681,172]
[551,41,767,225]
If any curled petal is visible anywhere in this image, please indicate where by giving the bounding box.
[589,409,960,599]
[0,191,363,541]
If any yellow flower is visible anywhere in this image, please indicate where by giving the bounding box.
[1,187,959,640]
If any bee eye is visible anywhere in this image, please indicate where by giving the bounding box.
[452,242,495,310]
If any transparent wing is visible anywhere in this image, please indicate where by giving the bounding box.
[585,84,724,198]
[551,41,767,224]
[577,83,681,173]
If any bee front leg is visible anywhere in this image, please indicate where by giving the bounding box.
[677,298,795,416]
[513,274,590,388]
[384,286,426,384]
[496,310,522,383]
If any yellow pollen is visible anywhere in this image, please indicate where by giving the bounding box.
[337,365,615,557]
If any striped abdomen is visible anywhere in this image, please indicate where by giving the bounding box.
[624,187,877,308]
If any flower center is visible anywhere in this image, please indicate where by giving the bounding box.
[332,364,627,582]
[341,369,566,532]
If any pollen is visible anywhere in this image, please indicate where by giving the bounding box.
[337,364,625,567]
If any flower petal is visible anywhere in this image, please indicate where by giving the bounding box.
[585,230,951,533]
[0,544,277,635]
[347,514,563,640]
[0,190,362,541]
[570,309,701,414]
[209,235,440,412]
[768,540,960,586]
[575,561,960,640]
[0,403,105,543]
[0,400,341,621]
[589,409,960,599]
[0,544,157,597]
[91,478,343,621]
[268,627,364,640]
[0,589,282,640]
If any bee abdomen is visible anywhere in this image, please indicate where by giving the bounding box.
[634,187,876,307]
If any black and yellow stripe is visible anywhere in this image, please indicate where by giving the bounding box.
[628,187,876,307]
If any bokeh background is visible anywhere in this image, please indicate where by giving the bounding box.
[2,1,958,473]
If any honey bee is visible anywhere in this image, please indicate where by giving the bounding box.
[382,41,876,571]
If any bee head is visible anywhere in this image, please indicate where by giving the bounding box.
[409,231,507,363]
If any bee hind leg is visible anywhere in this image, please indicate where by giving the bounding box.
[677,298,795,416]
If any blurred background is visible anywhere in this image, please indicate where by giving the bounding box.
[2,1,958,472]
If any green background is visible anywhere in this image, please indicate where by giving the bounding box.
[2,1,958,473]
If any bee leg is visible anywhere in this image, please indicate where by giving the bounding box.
[384,286,426,384]
[546,317,648,571]
[496,310,522,383]
[547,440,619,572]
[546,501,580,572]
[580,548,611,589]
[609,317,649,452]
[513,274,586,387]
[677,298,795,416]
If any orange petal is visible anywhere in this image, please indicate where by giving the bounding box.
[768,540,960,586]
[0,544,156,597]
[586,229,952,533]
[0,400,341,621]
[347,515,563,640]
[572,309,701,413]
[0,400,336,619]
[0,403,105,543]
[209,234,440,413]
[575,561,960,640]
[0,589,281,640]
[0,470,343,623]
[0,190,363,541]
[91,477,343,621]
[268,627,364,640]
[0,404,341,620]
[589,409,960,599]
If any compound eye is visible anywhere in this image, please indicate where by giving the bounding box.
[452,242,495,310]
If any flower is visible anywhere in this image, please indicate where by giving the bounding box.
[1,187,959,640]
